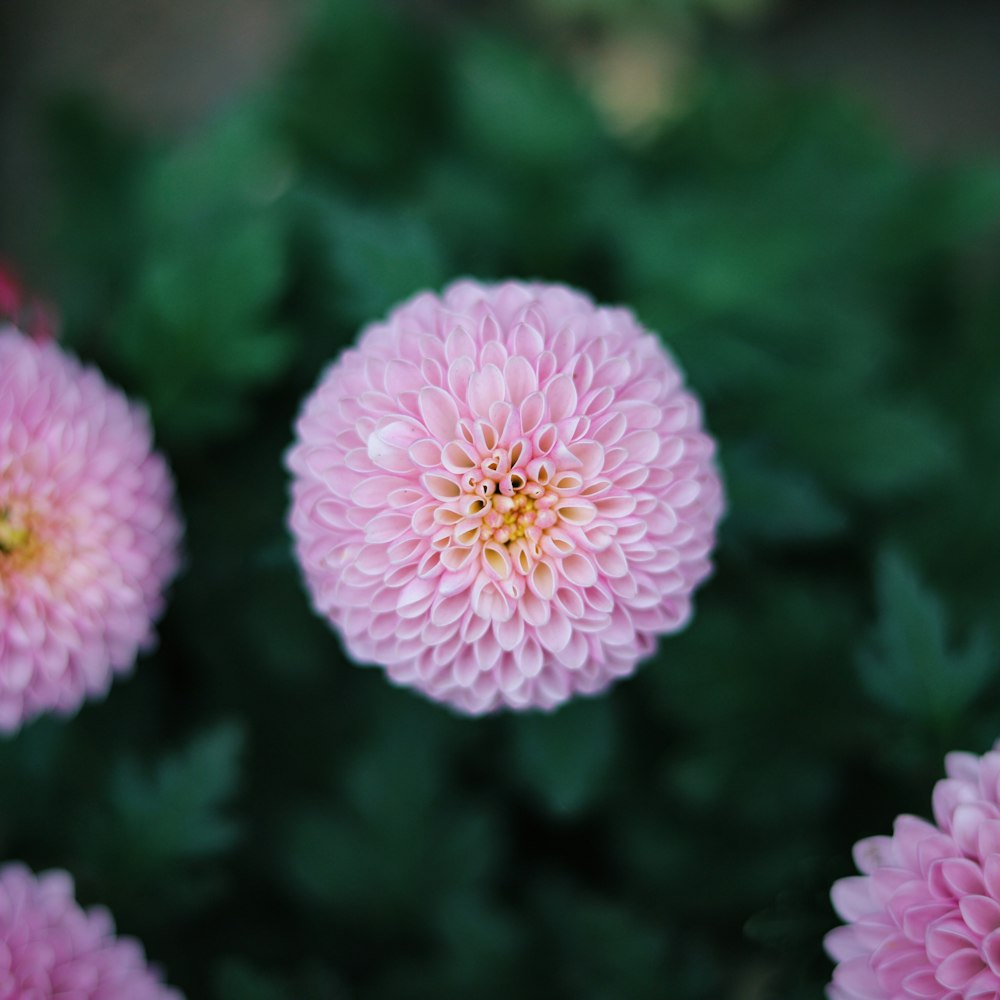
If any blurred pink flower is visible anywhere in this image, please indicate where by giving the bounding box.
[0,862,182,999]
[827,743,1000,1000]
[0,327,182,732]
[287,280,723,713]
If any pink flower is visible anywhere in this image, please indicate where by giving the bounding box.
[0,327,182,732]
[0,862,183,999]
[287,280,724,713]
[827,743,1000,1000]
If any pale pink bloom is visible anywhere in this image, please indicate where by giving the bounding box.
[0,862,183,999]
[287,280,724,713]
[0,327,182,732]
[827,742,1000,1000]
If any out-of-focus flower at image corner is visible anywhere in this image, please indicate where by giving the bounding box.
[0,862,183,999]
[287,279,724,714]
[530,0,778,139]
[0,317,182,733]
[827,742,1000,1000]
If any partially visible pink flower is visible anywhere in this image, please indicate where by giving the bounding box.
[0,862,183,999]
[827,742,1000,999]
[287,280,723,713]
[0,327,182,732]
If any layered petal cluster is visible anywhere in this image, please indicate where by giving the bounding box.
[827,742,1000,1000]
[0,862,182,999]
[0,327,182,731]
[287,280,723,713]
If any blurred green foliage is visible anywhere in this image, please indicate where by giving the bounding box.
[2,0,1000,997]
[532,0,775,28]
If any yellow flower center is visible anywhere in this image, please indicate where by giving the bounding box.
[0,506,42,574]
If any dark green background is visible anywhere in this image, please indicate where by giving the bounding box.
[2,1,1000,996]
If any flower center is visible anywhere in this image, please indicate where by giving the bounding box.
[426,427,596,599]
[0,505,42,574]
[0,508,29,553]
[473,474,561,570]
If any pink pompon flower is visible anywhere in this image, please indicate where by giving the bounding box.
[0,862,183,999]
[287,280,724,713]
[827,742,1000,1000]
[0,326,182,732]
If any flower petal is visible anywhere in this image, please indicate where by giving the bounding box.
[418,386,460,441]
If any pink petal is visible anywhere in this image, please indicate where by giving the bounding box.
[445,325,477,364]
[351,476,409,508]
[468,364,505,418]
[518,636,543,677]
[510,321,545,358]
[961,894,1000,935]
[621,429,660,464]
[431,593,470,628]
[504,355,537,405]
[824,926,867,962]
[832,956,883,999]
[901,902,953,943]
[926,919,976,962]
[931,858,986,898]
[421,474,462,502]
[977,821,1000,861]
[935,948,985,989]
[408,438,442,468]
[495,614,524,652]
[545,374,578,422]
[986,856,1000,901]
[560,553,598,588]
[945,751,982,784]
[870,938,927,993]
[953,804,999,857]
[529,560,556,601]
[982,928,1000,977]
[831,877,876,921]
[447,355,476,402]
[536,610,572,653]
[901,969,946,998]
[556,630,589,670]
[519,391,546,435]
[418,385,460,440]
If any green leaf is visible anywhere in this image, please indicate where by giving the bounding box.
[110,212,294,446]
[79,722,245,913]
[722,445,848,543]
[509,697,616,816]
[214,960,291,1000]
[790,396,955,498]
[213,960,347,1000]
[282,699,495,926]
[299,194,449,326]
[452,34,604,172]
[44,97,148,329]
[143,111,292,236]
[98,112,295,448]
[883,164,1000,261]
[858,551,996,728]
[532,881,675,1000]
[278,0,440,176]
